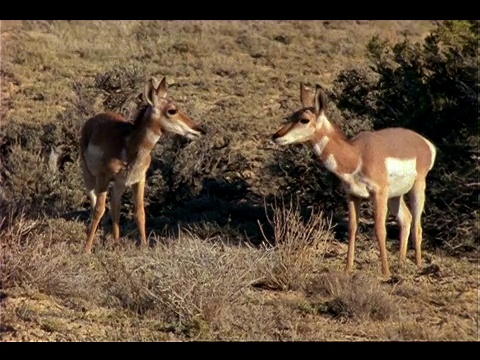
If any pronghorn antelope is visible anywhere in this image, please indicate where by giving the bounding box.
[271,83,436,277]
[80,76,204,254]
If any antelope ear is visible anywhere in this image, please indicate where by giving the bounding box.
[155,76,168,99]
[135,91,143,104]
[143,77,157,106]
[150,77,160,89]
[300,83,314,108]
[314,85,328,115]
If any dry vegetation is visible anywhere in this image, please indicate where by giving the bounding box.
[0,20,478,341]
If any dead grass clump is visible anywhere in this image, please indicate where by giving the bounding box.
[254,197,334,291]
[386,318,476,341]
[383,319,475,341]
[306,271,398,321]
[0,207,105,300]
[0,205,267,340]
[390,282,421,299]
[102,233,263,338]
[385,321,433,341]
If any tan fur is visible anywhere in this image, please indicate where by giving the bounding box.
[272,83,436,277]
[80,76,204,254]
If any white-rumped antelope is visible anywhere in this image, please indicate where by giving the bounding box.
[80,76,204,253]
[271,83,436,277]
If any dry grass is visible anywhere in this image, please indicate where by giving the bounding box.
[1,202,477,341]
[254,197,334,291]
[305,271,398,321]
[1,20,477,341]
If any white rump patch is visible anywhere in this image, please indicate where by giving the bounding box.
[84,144,104,177]
[86,144,103,158]
[385,157,417,197]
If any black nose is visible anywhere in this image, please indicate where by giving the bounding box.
[271,133,279,141]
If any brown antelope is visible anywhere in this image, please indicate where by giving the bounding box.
[80,76,204,254]
[271,83,436,277]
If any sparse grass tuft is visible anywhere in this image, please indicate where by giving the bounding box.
[254,197,334,291]
[305,271,398,321]
[102,233,264,337]
[0,205,266,340]
[1,207,105,301]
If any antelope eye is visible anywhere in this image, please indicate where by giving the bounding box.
[300,118,309,124]
[167,108,177,116]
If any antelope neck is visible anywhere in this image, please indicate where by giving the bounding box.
[125,115,163,161]
[310,131,362,176]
